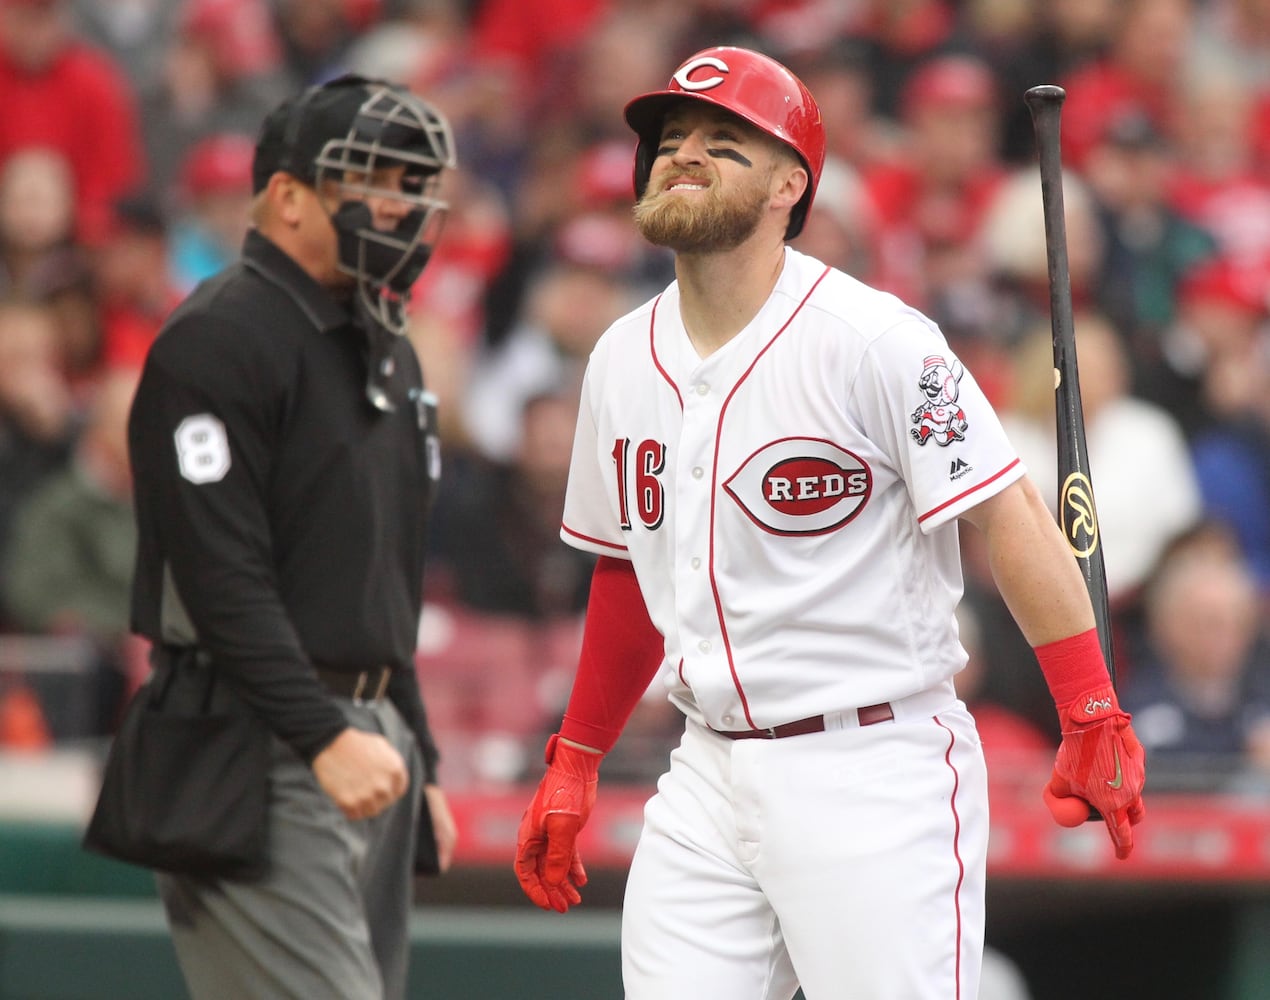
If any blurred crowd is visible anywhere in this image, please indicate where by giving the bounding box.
[0,0,1268,796]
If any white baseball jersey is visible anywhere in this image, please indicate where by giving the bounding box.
[561,247,1025,733]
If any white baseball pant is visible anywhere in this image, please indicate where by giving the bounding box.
[621,689,989,999]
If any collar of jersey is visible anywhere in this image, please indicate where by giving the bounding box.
[241,229,351,335]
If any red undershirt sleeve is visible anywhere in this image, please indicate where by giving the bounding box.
[558,556,665,753]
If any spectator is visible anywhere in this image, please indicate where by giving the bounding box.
[999,312,1203,619]
[557,7,672,144]
[137,0,285,200]
[84,194,182,373]
[1081,109,1218,351]
[991,0,1119,164]
[557,137,676,295]
[1190,0,1270,89]
[1191,408,1270,596]
[0,147,79,299]
[341,0,469,96]
[487,128,650,345]
[460,242,640,464]
[467,0,609,122]
[1122,527,1270,791]
[417,390,598,789]
[0,0,146,243]
[67,0,180,92]
[0,146,98,378]
[0,298,77,616]
[981,163,1104,349]
[847,0,966,121]
[1161,255,1270,592]
[788,39,895,175]
[272,0,369,87]
[429,390,595,620]
[1056,0,1195,172]
[863,53,1007,310]
[1169,66,1270,268]
[406,166,514,369]
[791,154,881,283]
[166,131,255,293]
[1137,253,1270,437]
[1,366,139,735]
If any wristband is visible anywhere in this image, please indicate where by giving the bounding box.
[1034,627,1111,708]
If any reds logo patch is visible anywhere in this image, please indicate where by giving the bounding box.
[723,438,872,536]
[910,354,969,447]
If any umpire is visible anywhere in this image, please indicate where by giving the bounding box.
[126,75,458,1000]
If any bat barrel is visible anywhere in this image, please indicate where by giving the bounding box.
[1024,88,1074,355]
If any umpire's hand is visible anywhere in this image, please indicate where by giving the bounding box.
[312,728,409,820]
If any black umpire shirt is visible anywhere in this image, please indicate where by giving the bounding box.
[128,228,440,779]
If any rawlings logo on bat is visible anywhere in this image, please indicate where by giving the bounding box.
[1061,471,1100,559]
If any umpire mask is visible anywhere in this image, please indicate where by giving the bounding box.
[311,79,456,335]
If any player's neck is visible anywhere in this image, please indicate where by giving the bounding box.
[675,243,787,359]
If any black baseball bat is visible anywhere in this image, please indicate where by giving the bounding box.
[1024,85,1116,685]
[1023,85,1115,690]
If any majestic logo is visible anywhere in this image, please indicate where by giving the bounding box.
[1061,471,1100,559]
[949,457,972,480]
[910,355,969,447]
[723,438,872,535]
[673,55,730,93]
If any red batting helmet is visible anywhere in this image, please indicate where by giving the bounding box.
[624,46,826,240]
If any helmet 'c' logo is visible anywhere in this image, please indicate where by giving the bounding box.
[724,438,872,536]
[1061,471,1100,558]
[673,56,730,93]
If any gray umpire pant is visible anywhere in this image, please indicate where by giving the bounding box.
[157,697,424,1000]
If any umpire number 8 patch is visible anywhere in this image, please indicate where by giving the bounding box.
[174,414,232,484]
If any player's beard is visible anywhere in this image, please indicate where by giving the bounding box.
[634,169,770,254]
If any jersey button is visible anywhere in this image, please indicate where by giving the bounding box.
[690,557,701,570]
[696,383,709,395]
[698,640,711,653]
[692,466,704,479]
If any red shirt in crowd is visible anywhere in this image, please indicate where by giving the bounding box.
[1058,60,1178,172]
[0,40,145,243]
[863,161,1005,308]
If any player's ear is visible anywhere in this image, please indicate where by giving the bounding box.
[770,155,809,218]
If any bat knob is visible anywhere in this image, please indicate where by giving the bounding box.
[1025,84,1066,108]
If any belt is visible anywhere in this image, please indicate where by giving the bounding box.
[314,666,392,703]
[715,702,895,740]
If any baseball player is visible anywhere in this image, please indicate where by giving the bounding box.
[514,46,1147,999]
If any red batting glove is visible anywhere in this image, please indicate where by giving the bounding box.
[515,734,601,913]
[1043,684,1146,859]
